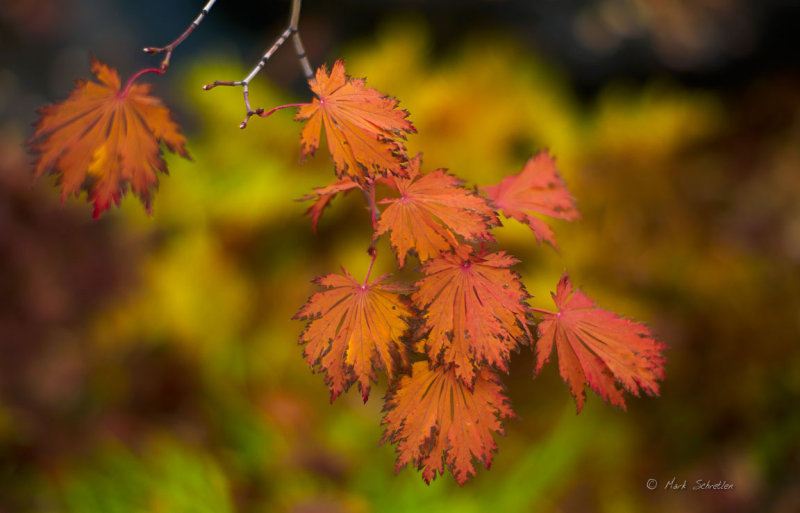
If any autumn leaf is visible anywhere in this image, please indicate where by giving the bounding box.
[376,153,498,267]
[483,152,579,249]
[28,58,189,218]
[382,362,514,485]
[294,268,412,402]
[534,273,666,413]
[295,60,416,182]
[298,178,362,232]
[412,245,530,385]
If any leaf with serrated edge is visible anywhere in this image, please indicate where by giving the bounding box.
[534,273,666,412]
[382,362,514,485]
[377,153,498,267]
[299,178,362,232]
[295,60,416,182]
[413,245,530,385]
[28,59,189,218]
[483,152,578,249]
[294,268,411,402]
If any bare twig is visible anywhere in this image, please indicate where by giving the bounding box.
[203,0,314,128]
[143,0,217,70]
[289,0,314,80]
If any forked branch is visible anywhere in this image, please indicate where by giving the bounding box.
[203,0,314,128]
[143,0,217,70]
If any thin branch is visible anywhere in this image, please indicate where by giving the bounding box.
[364,179,380,232]
[143,0,217,70]
[203,0,314,128]
[290,0,314,80]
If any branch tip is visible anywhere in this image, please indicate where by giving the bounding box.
[141,0,217,70]
[203,0,313,125]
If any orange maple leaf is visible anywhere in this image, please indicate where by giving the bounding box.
[298,177,362,232]
[534,273,666,413]
[376,153,498,267]
[382,362,514,485]
[412,245,531,385]
[483,152,579,249]
[28,59,189,218]
[294,268,412,402]
[294,60,416,183]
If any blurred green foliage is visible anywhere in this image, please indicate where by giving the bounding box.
[1,18,799,513]
[52,439,233,513]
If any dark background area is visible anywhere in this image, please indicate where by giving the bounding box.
[3,0,800,112]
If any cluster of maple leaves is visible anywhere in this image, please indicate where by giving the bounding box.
[28,58,665,485]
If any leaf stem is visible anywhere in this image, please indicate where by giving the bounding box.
[120,67,165,97]
[530,307,555,316]
[202,0,313,128]
[360,180,381,288]
[259,102,307,118]
[143,0,217,70]
[364,247,377,287]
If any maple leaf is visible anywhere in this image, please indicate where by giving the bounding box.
[294,60,416,183]
[534,273,666,413]
[376,153,498,267]
[298,178,362,232]
[28,58,189,218]
[483,152,579,249]
[294,268,412,402]
[412,245,531,385]
[382,362,514,485]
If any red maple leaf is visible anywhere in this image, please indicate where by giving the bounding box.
[299,178,362,232]
[483,152,579,249]
[294,268,412,402]
[382,362,514,485]
[376,153,498,267]
[295,60,416,182]
[28,59,189,218]
[534,273,666,412]
[412,245,531,385]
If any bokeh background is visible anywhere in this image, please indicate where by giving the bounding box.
[2,1,799,511]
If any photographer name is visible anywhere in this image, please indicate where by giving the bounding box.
[664,477,734,491]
